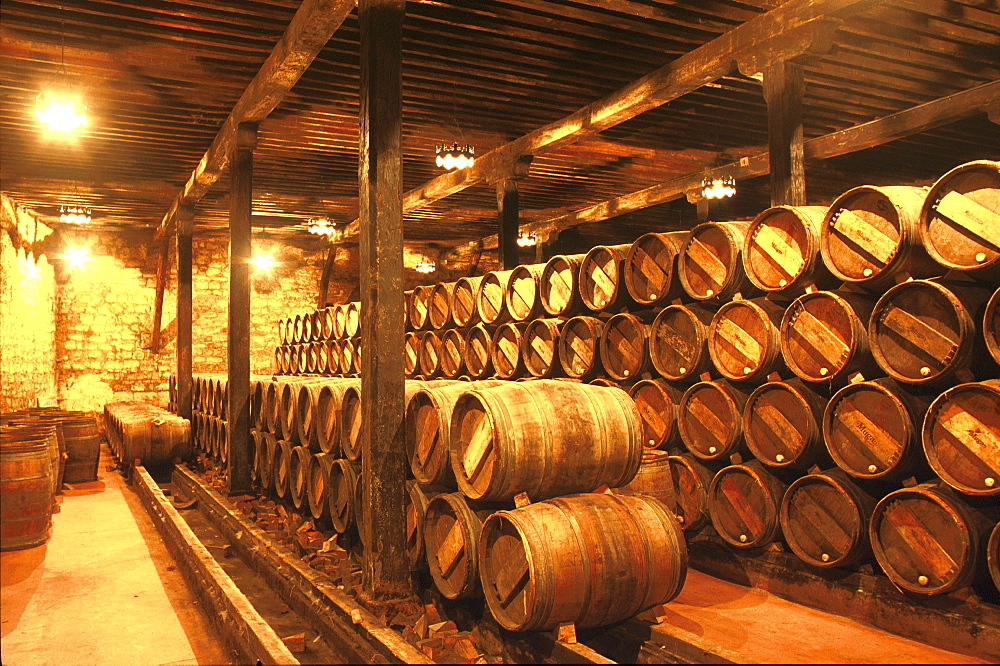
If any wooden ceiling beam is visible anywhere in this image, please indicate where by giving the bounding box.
[341,0,878,241]
[152,0,355,242]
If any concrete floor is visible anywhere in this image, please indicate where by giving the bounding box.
[1,448,231,666]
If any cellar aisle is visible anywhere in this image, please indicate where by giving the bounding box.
[1,447,230,666]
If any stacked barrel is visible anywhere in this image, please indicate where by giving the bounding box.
[273,302,361,376]
[104,403,190,467]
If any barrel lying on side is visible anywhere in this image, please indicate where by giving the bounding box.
[650,304,716,382]
[678,380,750,462]
[628,379,681,450]
[601,312,654,382]
[743,379,828,470]
[708,461,787,549]
[708,297,785,384]
[780,290,877,385]
[579,244,633,312]
[922,380,1000,497]
[744,205,831,293]
[424,492,493,599]
[558,316,604,381]
[624,232,687,307]
[540,253,587,317]
[679,221,754,302]
[661,454,714,532]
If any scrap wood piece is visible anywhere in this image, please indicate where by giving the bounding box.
[281,632,306,653]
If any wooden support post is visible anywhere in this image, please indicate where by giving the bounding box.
[358,0,408,600]
[497,178,520,270]
[228,122,257,495]
[176,204,194,422]
[697,199,711,223]
[763,60,806,206]
[150,241,170,353]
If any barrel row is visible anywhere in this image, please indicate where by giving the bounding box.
[104,402,191,467]
[278,302,361,346]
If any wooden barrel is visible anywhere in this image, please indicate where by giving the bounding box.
[406,480,435,570]
[708,297,786,384]
[678,380,750,462]
[419,330,443,379]
[404,332,421,378]
[601,311,654,382]
[477,269,514,325]
[16,417,65,493]
[870,482,997,595]
[823,378,932,482]
[100,405,187,469]
[540,253,587,317]
[440,328,466,379]
[614,449,674,506]
[250,430,264,484]
[297,345,311,375]
[780,290,878,384]
[0,435,53,551]
[624,231,687,307]
[320,307,336,341]
[989,522,1000,593]
[920,160,1000,278]
[308,452,334,523]
[452,276,484,328]
[628,379,681,450]
[344,301,361,339]
[315,379,358,456]
[464,324,494,380]
[278,317,290,346]
[779,468,877,569]
[406,381,507,488]
[296,380,333,451]
[708,461,787,548]
[329,458,359,533]
[293,313,309,345]
[985,286,1000,367]
[506,263,548,322]
[662,454,714,532]
[342,338,358,376]
[820,185,938,288]
[743,379,828,470]
[479,493,687,632]
[922,380,1000,497]
[869,278,993,385]
[331,303,347,339]
[558,315,604,381]
[650,304,716,382]
[272,439,293,500]
[5,424,60,496]
[492,322,528,380]
[424,492,492,599]
[289,445,312,511]
[409,284,433,331]
[450,380,642,501]
[522,318,563,378]
[579,243,633,312]
[679,221,754,302]
[428,282,455,330]
[258,432,278,493]
[340,385,364,462]
[744,205,831,293]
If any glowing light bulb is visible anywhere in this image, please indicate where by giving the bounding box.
[252,254,275,272]
[63,247,91,270]
[36,94,87,133]
[442,153,457,170]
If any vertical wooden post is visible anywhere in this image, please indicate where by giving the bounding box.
[228,122,257,495]
[150,241,169,353]
[358,0,408,599]
[697,198,710,223]
[176,204,194,422]
[763,60,806,206]
[497,178,520,270]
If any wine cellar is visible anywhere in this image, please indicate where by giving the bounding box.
[1,1,999,664]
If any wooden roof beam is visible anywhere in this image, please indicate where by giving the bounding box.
[152,0,356,242]
[456,79,999,254]
[341,0,880,240]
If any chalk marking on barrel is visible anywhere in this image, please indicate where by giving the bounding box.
[880,306,958,365]
[754,224,801,278]
[836,405,897,468]
[793,307,850,366]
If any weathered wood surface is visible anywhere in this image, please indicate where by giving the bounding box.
[708,461,788,549]
[780,290,877,385]
[679,380,751,462]
[922,380,1000,498]
[742,379,828,470]
[708,297,785,384]
[763,59,806,207]
[650,304,716,382]
[744,205,830,293]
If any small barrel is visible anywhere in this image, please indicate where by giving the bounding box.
[344,302,361,339]
[870,482,997,595]
[628,379,682,450]
[540,253,587,317]
[332,303,348,339]
[624,232,687,307]
[820,185,938,288]
[744,205,831,293]
[272,439,294,500]
[440,328,467,379]
[278,317,290,346]
[492,322,528,380]
[419,330,443,379]
[308,452,334,523]
[289,445,312,511]
[409,284,433,331]
[477,270,514,326]
[780,468,877,569]
[743,379,829,470]
[522,318,563,378]
[708,297,786,384]
[989,522,1000,593]
[464,324,495,380]
[985,287,1000,365]
[329,458,359,533]
[679,221,754,302]
[708,461,788,549]
[315,379,359,456]
[614,449,674,505]
[296,344,311,375]
[450,380,642,501]
[780,290,878,384]
[922,380,1000,497]
[558,315,604,381]
[310,310,325,342]
[424,492,492,599]
[406,480,434,570]
[341,338,358,376]
[479,493,687,632]
[256,432,277,493]
[0,435,53,551]
[649,304,716,382]
[293,313,309,346]
[295,381,331,451]
[506,263,548,322]
[404,332,421,378]
[600,311,654,382]
[452,276,485,328]
[678,380,751,462]
[319,307,335,341]
[920,160,1000,278]
[340,385,364,462]
[579,243,633,312]
[869,278,993,385]
[662,454,714,532]
[429,282,456,330]
[823,378,932,482]
[60,415,104,483]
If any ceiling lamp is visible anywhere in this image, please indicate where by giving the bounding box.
[308,216,342,240]
[63,247,91,270]
[516,232,536,248]
[59,204,92,224]
[701,176,736,200]
[36,92,87,133]
[251,253,276,272]
[435,144,475,171]
[415,259,436,274]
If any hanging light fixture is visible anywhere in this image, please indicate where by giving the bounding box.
[516,231,537,248]
[415,259,436,274]
[59,204,92,224]
[701,176,737,200]
[63,247,91,270]
[36,21,88,134]
[252,253,276,272]
[307,216,342,241]
[435,144,475,171]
